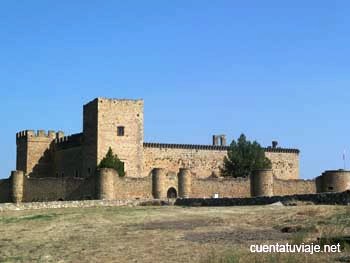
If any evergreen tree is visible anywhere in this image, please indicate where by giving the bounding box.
[98,147,125,177]
[221,134,272,178]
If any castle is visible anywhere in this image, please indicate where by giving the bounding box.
[0,97,349,203]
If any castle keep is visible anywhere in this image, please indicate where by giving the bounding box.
[1,97,350,203]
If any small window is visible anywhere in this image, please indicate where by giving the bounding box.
[117,126,125,136]
[328,186,334,191]
[88,168,91,174]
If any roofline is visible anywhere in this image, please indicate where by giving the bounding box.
[143,142,300,153]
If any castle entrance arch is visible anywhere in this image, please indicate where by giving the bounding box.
[167,187,177,198]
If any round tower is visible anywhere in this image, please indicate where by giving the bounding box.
[319,170,350,193]
[152,168,166,199]
[250,169,274,197]
[178,168,191,198]
[98,168,116,200]
[11,170,24,203]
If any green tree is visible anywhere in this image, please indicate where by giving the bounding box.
[221,134,272,178]
[98,147,125,177]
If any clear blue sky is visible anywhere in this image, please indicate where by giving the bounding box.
[0,1,349,179]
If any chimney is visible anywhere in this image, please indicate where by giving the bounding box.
[272,141,278,148]
[220,135,227,146]
[212,135,219,146]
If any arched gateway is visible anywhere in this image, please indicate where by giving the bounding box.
[167,187,177,198]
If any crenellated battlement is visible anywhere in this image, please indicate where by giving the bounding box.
[16,130,61,141]
[143,142,299,153]
[55,133,83,150]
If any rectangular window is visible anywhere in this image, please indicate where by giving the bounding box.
[117,126,125,136]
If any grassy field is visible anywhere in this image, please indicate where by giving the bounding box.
[0,204,349,262]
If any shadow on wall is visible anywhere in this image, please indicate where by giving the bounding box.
[31,148,53,178]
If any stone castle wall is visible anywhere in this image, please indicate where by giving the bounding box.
[1,168,350,204]
[0,179,10,203]
[113,176,152,199]
[273,178,316,196]
[54,134,83,178]
[191,177,250,198]
[0,174,96,203]
[143,143,299,180]
[143,144,226,178]
[265,151,299,180]
[24,176,96,202]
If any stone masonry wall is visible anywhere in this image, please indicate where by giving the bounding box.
[113,176,153,199]
[265,151,299,180]
[54,146,83,178]
[97,98,144,177]
[273,178,316,196]
[23,176,96,202]
[191,177,250,198]
[82,99,98,177]
[0,179,10,203]
[16,130,56,177]
[143,146,226,178]
[0,199,150,212]
[175,190,350,206]
[143,145,299,180]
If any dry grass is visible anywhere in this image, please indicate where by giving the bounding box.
[0,205,349,262]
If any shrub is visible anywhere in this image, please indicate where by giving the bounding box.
[98,147,125,177]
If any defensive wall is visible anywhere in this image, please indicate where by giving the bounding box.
[143,142,299,180]
[1,168,349,204]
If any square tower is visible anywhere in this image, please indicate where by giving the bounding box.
[16,130,56,177]
[82,98,144,177]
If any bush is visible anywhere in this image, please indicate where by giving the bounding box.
[98,147,125,177]
[220,134,271,178]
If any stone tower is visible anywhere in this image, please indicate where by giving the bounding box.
[16,130,57,177]
[82,98,144,177]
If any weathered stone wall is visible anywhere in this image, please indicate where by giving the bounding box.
[317,170,350,193]
[82,99,98,177]
[143,144,299,180]
[0,179,10,203]
[96,98,144,177]
[265,151,299,180]
[175,190,350,206]
[0,199,151,212]
[97,168,153,200]
[1,190,350,212]
[191,177,250,198]
[16,130,56,177]
[273,178,316,196]
[114,176,153,199]
[250,169,274,197]
[54,144,83,178]
[143,144,226,178]
[23,176,96,202]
